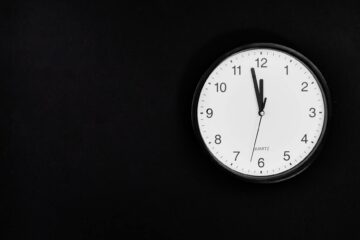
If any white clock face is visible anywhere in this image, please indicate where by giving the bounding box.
[194,45,328,181]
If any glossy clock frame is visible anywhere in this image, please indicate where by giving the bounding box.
[191,43,331,183]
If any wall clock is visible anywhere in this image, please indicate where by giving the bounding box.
[192,43,330,183]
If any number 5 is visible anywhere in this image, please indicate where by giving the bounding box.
[283,151,290,161]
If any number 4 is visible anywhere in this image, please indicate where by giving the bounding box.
[301,134,308,144]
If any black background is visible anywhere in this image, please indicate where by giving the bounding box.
[2,1,360,239]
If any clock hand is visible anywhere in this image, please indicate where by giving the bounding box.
[262,97,267,112]
[259,79,263,104]
[250,115,263,162]
[259,79,267,112]
[259,79,264,113]
[251,68,263,115]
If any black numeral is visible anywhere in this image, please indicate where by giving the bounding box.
[309,108,316,117]
[301,82,308,92]
[255,58,267,68]
[206,108,213,118]
[285,65,289,75]
[301,134,308,143]
[215,82,227,92]
[283,151,290,161]
[233,151,240,161]
[232,65,241,75]
[258,158,265,168]
[215,134,222,144]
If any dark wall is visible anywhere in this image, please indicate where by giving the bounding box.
[2,1,360,239]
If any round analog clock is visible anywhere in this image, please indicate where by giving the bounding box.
[192,43,330,183]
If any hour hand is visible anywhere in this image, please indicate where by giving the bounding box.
[262,97,267,112]
[259,79,264,106]
[251,68,262,113]
[259,79,267,112]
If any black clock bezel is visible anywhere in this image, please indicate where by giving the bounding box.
[191,43,331,183]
